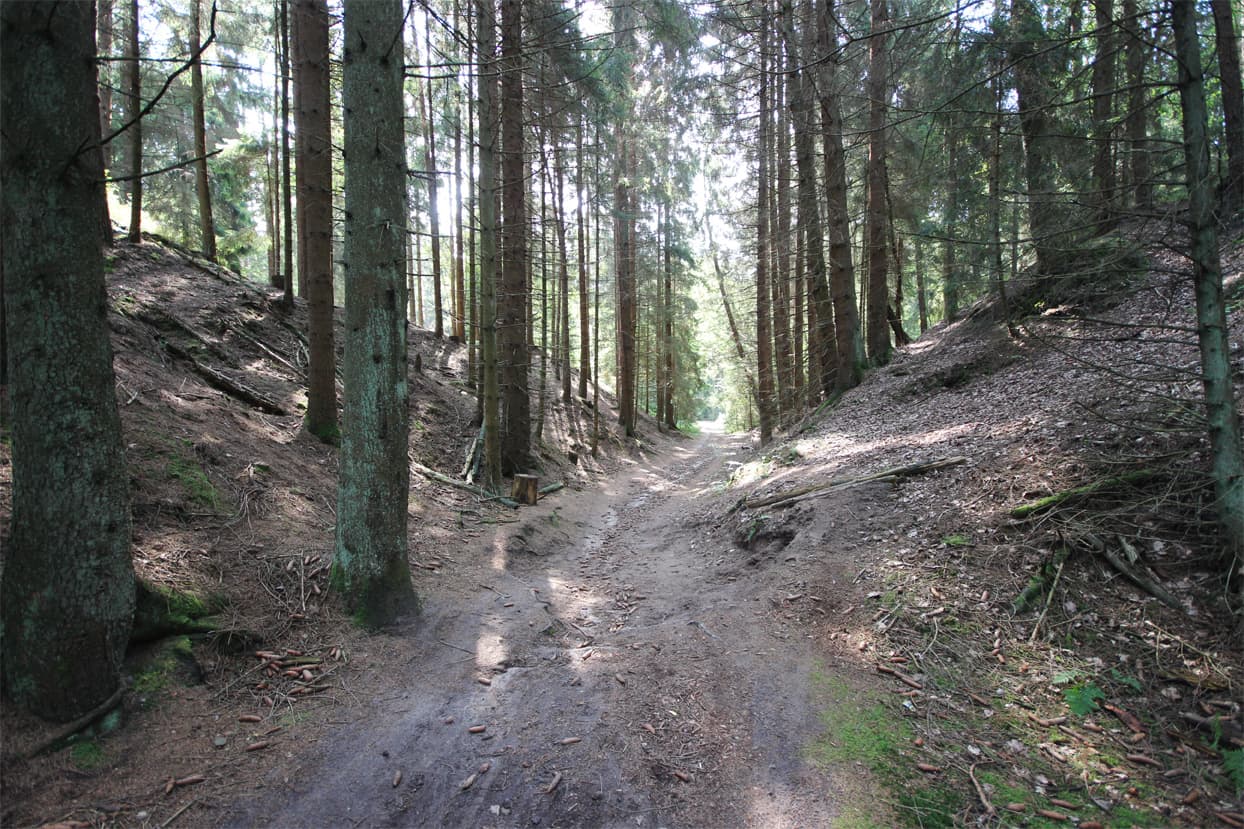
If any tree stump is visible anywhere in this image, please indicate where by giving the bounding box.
[511,474,539,505]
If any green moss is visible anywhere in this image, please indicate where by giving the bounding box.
[133,634,196,700]
[166,453,220,510]
[941,533,971,547]
[70,740,106,769]
[132,580,222,642]
[305,416,341,445]
[808,673,963,827]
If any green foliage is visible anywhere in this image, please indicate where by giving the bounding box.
[941,533,971,547]
[1224,749,1244,794]
[1062,682,1105,716]
[1109,667,1143,694]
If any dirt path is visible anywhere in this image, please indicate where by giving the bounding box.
[225,431,861,828]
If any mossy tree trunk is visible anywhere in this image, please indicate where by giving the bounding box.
[476,0,502,491]
[1,1,136,722]
[333,0,417,628]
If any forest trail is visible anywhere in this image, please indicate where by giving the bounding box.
[226,430,867,828]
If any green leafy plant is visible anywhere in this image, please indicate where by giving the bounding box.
[941,533,971,547]
[1224,749,1243,794]
[1063,682,1106,716]
[1110,667,1143,694]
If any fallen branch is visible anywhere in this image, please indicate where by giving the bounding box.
[1089,536,1184,612]
[743,456,968,511]
[1011,546,1073,615]
[411,462,520,508]
[164,342,289,416]
[1009,470,1158,519]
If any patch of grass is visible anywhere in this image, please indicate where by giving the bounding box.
[70,740,106,769]
[809,673,964,827]
[167,453,220,510]
[941,533,972,547]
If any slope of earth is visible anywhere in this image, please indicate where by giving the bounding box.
[0,236,637,828]
[724,220,1244,826]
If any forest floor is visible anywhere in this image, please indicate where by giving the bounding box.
[2,221,1243,828]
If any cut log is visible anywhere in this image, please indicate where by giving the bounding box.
[744,456,968,511]
[512,474,539,505]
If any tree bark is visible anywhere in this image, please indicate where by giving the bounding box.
[126,0,142,242]
[1122,0,1152,211]
[784,1,835,400]
[335,0,417,627]
[1,1,135,721]
[1210,0,1244,214]
[477,0,502,490]
[865,0,890,365]
[190,0,217,262]
[1090,0,1117,230]
[280,0,294,306]
[97,0,115,244]
[816,0,863,391]
[756,14,775,446]
[499,0,530,473]
[1170,0,1244,618]
[293,0,336,441]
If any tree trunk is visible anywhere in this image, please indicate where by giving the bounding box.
[280,0,294,306]
[1090,0,1117,230]
[784,2,835,400]
[1,1,135,721]
[1011,0,1060,276]
[773,49,794,420]
[914,236,928,333]
[126,0,142,242]
[423,14,444,338]
[577,113,590,399]
[293,0,336,442]
[756,15,775,446]
[477,0,501,490]
[97,0,115,244]
[335,0,417,627]
[499,0,530,473]
[613,2,638,436]
[865,0,890,365]
[190,0,217,262]
[1122,0,1152,211]
[943,128,959,321]
[1211,0,1244,214]
[817,0,862,391]
[554,138,572,405]
[1170,0,1244,618]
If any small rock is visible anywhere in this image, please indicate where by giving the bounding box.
[490,805,501,816]
[213,735,228,748]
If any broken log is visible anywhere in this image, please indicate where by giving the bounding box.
[512,474,539,505]
[743,456,968,511]
[537,482,565,499]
